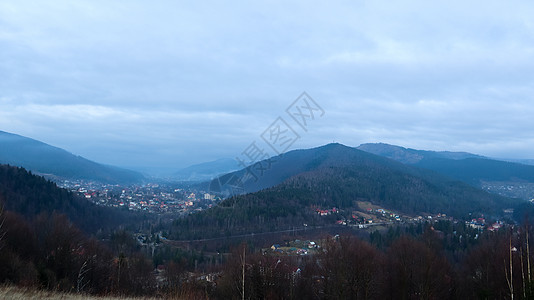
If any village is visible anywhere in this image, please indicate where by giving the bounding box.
[311,200,510,236]
[58,180,219,215]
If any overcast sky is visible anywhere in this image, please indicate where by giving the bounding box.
[1,1,534,173]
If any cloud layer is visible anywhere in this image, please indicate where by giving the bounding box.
[1,1,534,172]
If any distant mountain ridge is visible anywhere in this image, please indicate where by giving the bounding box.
[173,158,241,181]
[357,143,484,164]
[357,143,534,199]
[0,130,144,184]
[500,158,534,166]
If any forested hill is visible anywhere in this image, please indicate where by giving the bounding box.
[0,130,144,184]
[173,144,519,240]
[0,164,140,233]
[209,143,416,195]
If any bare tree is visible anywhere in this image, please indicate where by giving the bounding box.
[320,235,384,299]
[77,259,90,293]
[0,204,5,250]
[385,235,452,299]
[505,235,515,300]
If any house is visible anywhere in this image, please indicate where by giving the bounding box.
[297,249,308,255]
[488,222,503,232]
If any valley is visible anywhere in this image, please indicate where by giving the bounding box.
[1,140,534,299]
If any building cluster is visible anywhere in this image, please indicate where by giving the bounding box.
[58,180,219,214]
[315,207,338,216]
[482,182,534,200]
[467,218,504,232]
[265,239,321,256]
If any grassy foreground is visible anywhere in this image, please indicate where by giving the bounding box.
[0,285,158,300]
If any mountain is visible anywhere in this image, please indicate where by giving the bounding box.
[208,142,523,198]
[208,143,485,196]
[173,158,241,181]
[0,130,144,184]
[207,144,347,195]
[357,143,534,199]
[173,143,519,239]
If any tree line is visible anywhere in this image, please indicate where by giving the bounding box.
[214,222,534,299]
[3,197,534,299]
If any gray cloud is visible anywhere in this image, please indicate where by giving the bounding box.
[1,0,534,172]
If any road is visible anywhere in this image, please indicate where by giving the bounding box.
[163,221,393,245]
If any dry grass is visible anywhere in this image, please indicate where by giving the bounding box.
[0,285,159,300]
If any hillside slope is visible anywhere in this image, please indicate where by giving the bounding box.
[0,130,144,184]
[0,164,139,233]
